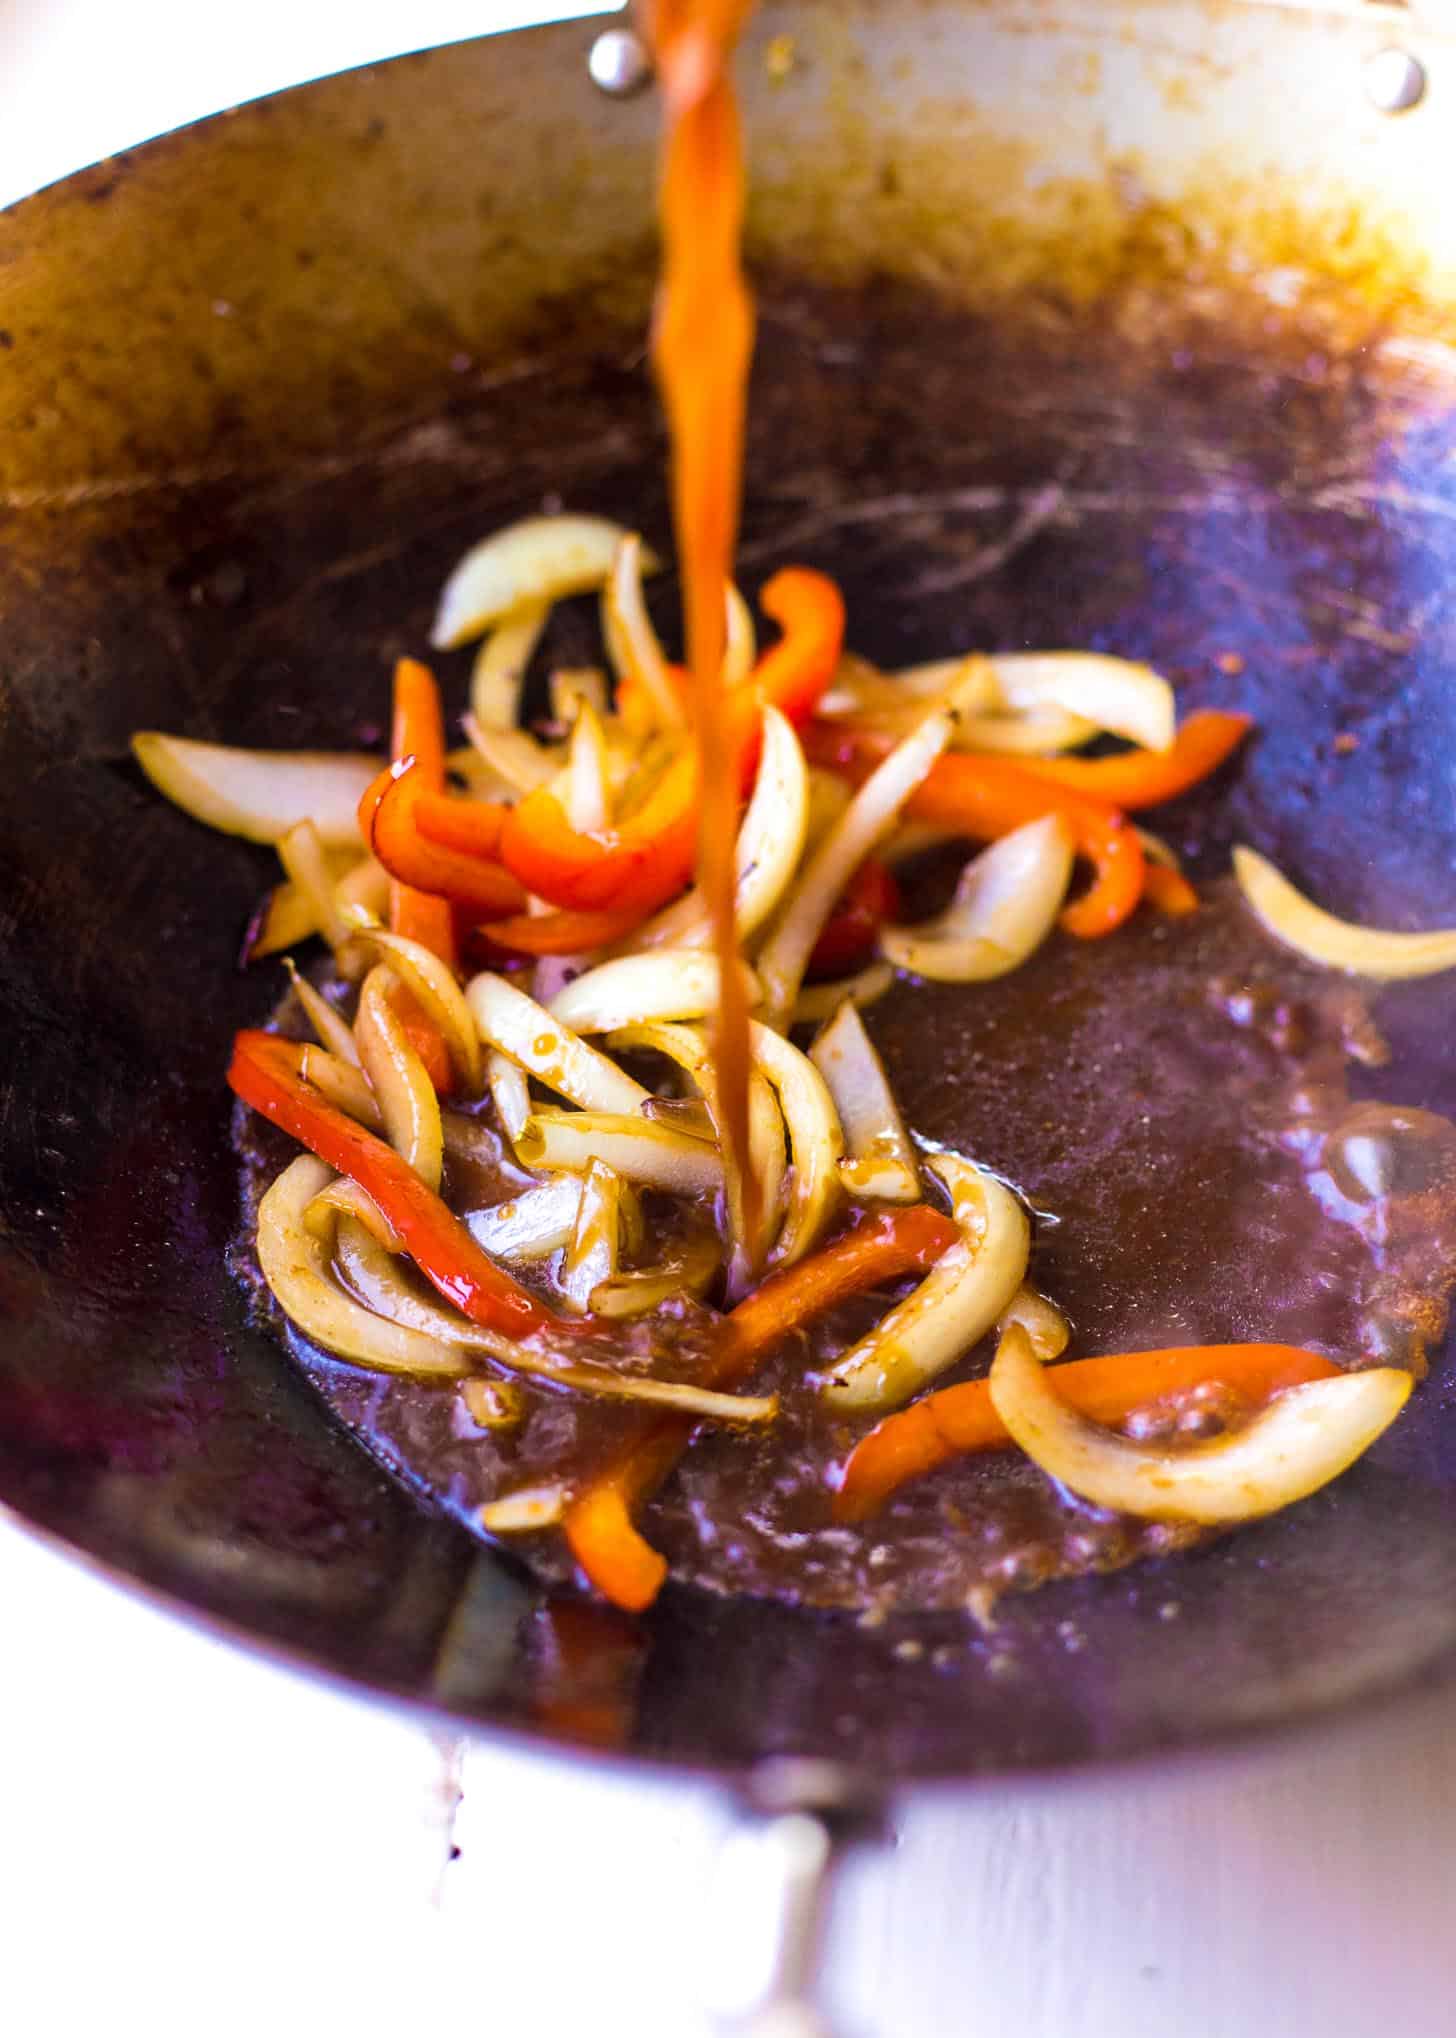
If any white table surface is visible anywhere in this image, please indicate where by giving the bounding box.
[5,8,1456,2035]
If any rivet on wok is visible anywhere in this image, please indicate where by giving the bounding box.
[588,26,653,97]
[1365,46,1427,113]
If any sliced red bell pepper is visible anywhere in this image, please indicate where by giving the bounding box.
[228,1029,564,1337]
[388,660,458,962]
[562,1203,958,1610]
[1002,710,1253,809]
[478,902,655,957]
[363,761,528,920]
[744,567,845,725]
[833,1342,1341,1522]
[803,722,1146,940]
[413,789,510,860]
[807,856,900,979]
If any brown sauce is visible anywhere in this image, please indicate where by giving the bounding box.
[237,883,1456,1615]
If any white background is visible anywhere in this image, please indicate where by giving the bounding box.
[4,6,1456,2035]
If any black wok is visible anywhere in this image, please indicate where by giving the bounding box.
[4,0,1456,1835]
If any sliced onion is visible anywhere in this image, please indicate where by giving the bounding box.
[297,1045,382,1131]
[989,1323,1411,1523]
[563,699,611,834]
[609,1019,787,1275]
[548,952,760,1035]
[465,1176,584,1263]
[356,927,482,1093]
[278,817,362,971]
[953,707,1099,756]
[258,1157,467,1377]
[756,706,955,1026]
[1234,846,1456,980]
[480,1487,568,1533]
[559,1161,623,1313]
[749,1021,844,1266]
[551,667,611,727]
[469,600,550,730]
[631,708,810,952]
[810,1001,919,1204]
[251,854,390,961]
[603,532,683,729]
[997,1284,1070,1361]
[447,743,521,804]
[467,972,648,1116]
[723,581,757,691]
[305,1175,403,1253]
[283,958,360,1066]
[589,1228,723,1316]
[989,652,1176,753]
[791,961,895,1027]
[333,1212,774,1419]
[880,813,1076,983]
[517,1108,723,1197]
[819,1150,1030,1411]
[355,965,443,1190]
[461,715,560,794]
[432,515,651,650]
[486,1048,533,1152]
[132,732,376,847]
[803,766,854,848]
[460,1377,527,1432]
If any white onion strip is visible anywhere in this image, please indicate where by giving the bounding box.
[880,813,1075,983]
[283,958,360,1066]
[810,1001,919,1204]
[355,966,444,1191]
[819,1150,1029,1411]
[756,707,955,1027]
[997,1285,1071,1361]
[333,1213,773,1418]
[590,1230,723,1317]
[516,1109,723,1197]
[277,818,356,962]
[305,1175,403,1254]
[461,715,560,795]
[548,952,760,1035]
[470,601,549,731]
[467,972,648,1117]
[559,1161,623,1313]
[465,1177,584,1263]
[432,514,650,650]
[485,1048,533,1152]
[989,1324,1411,1523]
[604,532,683,729]
[631,707,810,952]
[297,1045,382,1131]
[749,1020,844,1266]
[792,962,895,1027]
[259,1158,467,1378]
[131,732,375,847]
[1234,846,1456,980]
[480,1488,568,1534]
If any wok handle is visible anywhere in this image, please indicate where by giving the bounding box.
[709,1762,889,2038]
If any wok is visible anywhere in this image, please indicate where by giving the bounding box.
[3,0,1456,2017]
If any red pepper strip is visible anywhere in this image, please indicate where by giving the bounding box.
[1142,862,1199,918]
[499,568,847,915]
[803,723,1145,940]
[1003,711,1253,809]
[834,1343,1341,1523]
[479,902,654,957]
[388,660,458,962]
[228,1029,564,1338]
[413,789,510,860]
[808,857,901,979]
[562,1204,958,1610]
[363,761,528,919]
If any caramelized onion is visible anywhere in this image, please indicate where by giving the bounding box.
[432,514,651,649]
[353,926,483,1093]
[880,813,1075,983]
[810,1000,919,1204]
[467,972,648,1116]
[283,958,360,1066]
[517,1108,724,1196]
[819,1150,1030,1411]
[132,732,376,847]
[749,1020,844,1265]
[355,965,444,1190]
[989,1323,1411,1523]
[465,1177,584,1263]
[559,1160,624,1313]
[1234,846,1456,980]
[548,951,760,1034]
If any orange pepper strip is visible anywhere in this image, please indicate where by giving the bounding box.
[228,1029,566,1338]
[562,1204,958,1610]
[385,661,459,1092]
[802,722,1145,940]
[500,567,846,915]
[833,1343,1341,1523]
[1004,711,1253,809]
[1142,862,1200,918]
[413,789,510,860]
[479,903,653,957]
[363,762,528,920]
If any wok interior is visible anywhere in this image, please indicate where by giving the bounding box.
[3,1,1456,1776]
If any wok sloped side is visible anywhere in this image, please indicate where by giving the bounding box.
[4,0,1456,1777]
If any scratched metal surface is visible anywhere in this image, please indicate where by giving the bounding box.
[2,1,1456,1775]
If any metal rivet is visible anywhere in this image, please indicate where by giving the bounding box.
[588,26,653,98]
[1365,45,1427,113]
